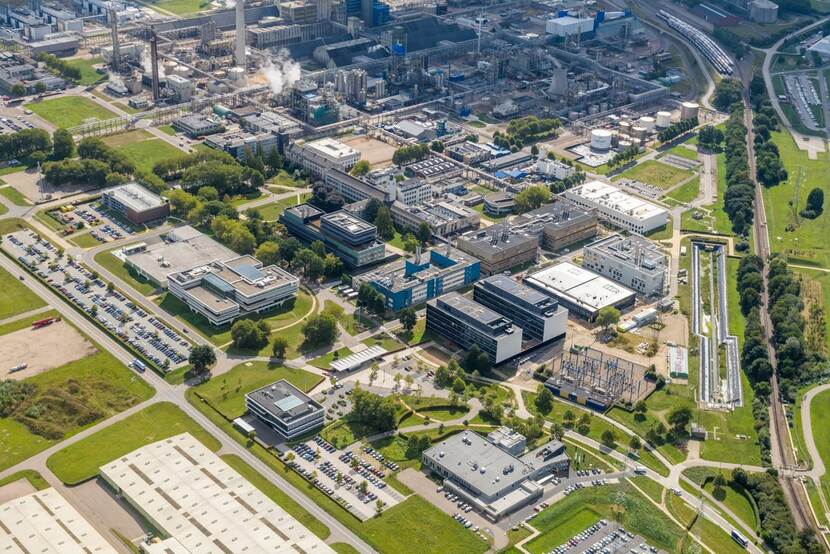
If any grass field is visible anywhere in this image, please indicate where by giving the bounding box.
[158,124,177,136]
[809,389,830,501]
[68,231,101,248]
[257,194,312,220]
[221,454,330,539]
[93,249,158,296]
[159,289,314,349]
[680,153,733,235]
[65,58,106,86]
[46,402,218,484]
[0,469,49,490]
[191,361,323,419]
[0,186,30,206]
[526,507,600,554]
[630,476,664,503]
[1,348,153,473]
[0,201,7,216]
[762,130,830,268]
[0,265,46,319]
[145,0,213,15]
[102,131,186,174]
[667,177,701,205]
[309,346,353,370]
[27,96,116,128]
[682,467,759,532]
[0,218,32,235]
[615,160,695,190]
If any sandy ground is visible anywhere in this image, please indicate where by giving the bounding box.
[564,317,670,375]
[0,479,36,504]
[1,169,44,203]
[342,136,397,167]
[0,321,96,380]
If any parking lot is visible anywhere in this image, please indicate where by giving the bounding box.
[543,520,666,554]
[44,200,142,241]
[284,435,404,520]
[0,113,36,135]
[2,229,190,372]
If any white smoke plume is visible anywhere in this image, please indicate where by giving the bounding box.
[140,48,166,78]
[225,0,236,8]
[258,49,301,95]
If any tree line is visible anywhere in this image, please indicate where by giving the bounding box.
[722,107,755,237]
[656,117,698,144]
[36,53,82,82]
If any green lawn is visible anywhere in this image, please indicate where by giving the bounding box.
[472,202,510,222]
[320,418,376,448]
[645,218,673,241]
[0,200,7,216]
[614,160,695,190]
[762,130,830,268]
[526,507,600,554]
[0,469,49,490]
[309,346,353,370]
[0,309,58,336]
[679,153,733,235]
[630,476,665,504]
[158,124,178,136]
[27,96,117,128]
[667,177,701,204]
[221,454,330,539]
[361,496,489,554]
[191,361,323,419]
[93,249,158,296]
[0,218,32,235]
[809,388,830,501]
[145,0,213,14]
[0,185,30,206]
[269,169,310,188]
[68,231,101,248]
[256,194,311,221]
[46,402,219,485]
[681,467,759,533]
[0,265,46,320]
[65,57,107,86]
[362,334,404,352]
[101,132,186,174]
[662,144,700,161]
[159,289,314,348]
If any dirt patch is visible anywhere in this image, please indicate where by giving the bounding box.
[0,321,97,380]
[564,318,669,375]
[342,136,397,167]
[0,478,36,503]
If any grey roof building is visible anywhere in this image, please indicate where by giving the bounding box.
[582,234,668,296]
[455,225,538,276]
[246,380,325,439]
[511,200,598,252]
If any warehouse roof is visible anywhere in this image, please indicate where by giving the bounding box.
[525,261,635,312]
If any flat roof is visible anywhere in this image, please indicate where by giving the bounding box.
[457,225,537,255]
[125,230,235,286]
[585,233,667,274]
[431,293,516,339]
[321,210,375,234]
[478,274,560,315]
[305,137,359,160]
[103,183,167,212]
[0,488,114,553]
[330,344,387,372]
[246,379,323,423]
[100,433,333,554]
[525,262,635,312]
[171,255,299,297]
[566,181,667,222]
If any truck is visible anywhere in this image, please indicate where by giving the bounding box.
[32,316,60,329]
[130,359,147,373]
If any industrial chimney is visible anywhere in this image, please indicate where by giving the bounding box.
[235,0,247,69]
[150,29,160,102]
[109,7,120,72]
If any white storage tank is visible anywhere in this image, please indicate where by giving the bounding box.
[174,65,191,77]
[228,67,245,81]
[631,126,647,141]
[639,116,655,132]
[618,140,632,150]
[656,111,672,128]
[681,101,700,121]
[591,128,613,151]
[619,120,631,133]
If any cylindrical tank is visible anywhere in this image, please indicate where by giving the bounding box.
[591,129,613,151]
[163,60,177,74]
[619,120,631,134]
[228,67,245,81]
[681,101,700,120]
[631,126,647,141]
[175,65,190,77]
[618,140,632,150]
[656,111,672,128]
[639,116,655,132]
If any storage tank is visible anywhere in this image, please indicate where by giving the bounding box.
[618,140,632,150]
[619,120,631,134]
[228,67,245,81]
[631,126,647,141]
[591,129,613,151]
[174,65,190,77]
[681,101,700,121]
[163,60,177,75]
[656,111,672,128]
[639,116,655,132]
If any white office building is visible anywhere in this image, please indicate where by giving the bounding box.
[564,181,669,234]
[583,234,669,296]
[288,137,361,178]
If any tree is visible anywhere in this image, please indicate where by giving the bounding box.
[601,429,616,448]
[452,376,466,394]
[11,84,25,97]
[350,388,397,431]
[271,336,288,359]
[514,185,552,214]
[461,343,490,373]
[301,313,338,348]
[534,385,554,414]
[551,422,565,440]
[374,205,395,241]
[430,141,445,153]
[530,144,539,156]
[804,187,824,218]
[633,400,648,420]
[51,129,75,160]
[351,159,371,176]
[399,307,417,331]
[667,406,693,433]
[189,344,216,374]
[231,319,271,349]
[255,241,280,266]
[416,222,432,244]
[564,410,575,427]
[629,435,642,450]
[596,306,621,334]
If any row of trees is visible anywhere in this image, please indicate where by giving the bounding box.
[36,53,83,82]
[656,117,698,144]
[606,145,640,170]
[722,107,755,235]
[696,125,724,151]
[713,78,744,112]
[514,185,552,214]
[752,98,787,187]
[0,128,51,162]
[392,143,431,166]
[350,388,398,432]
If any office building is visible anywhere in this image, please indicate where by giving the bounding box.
[287,137,361,177]
[354,246,480,311]
[474,274,567,343]
[396,177,433,205]
[100,433,333,553]
[246,379,325,439]
[583,234,669,296]
[512,201,598,252]
[281,204,386,268]
[426,292,522,364]
[390,201,480,236]
[101,183,169,225]
[525,262,636,320]
[455,225,538,276]
[422,430,569,521]
[324,168,388,203]
[172,114,224,138]
[564,181,669,234]
[204,131,282,161]
[487,427,527,456]
[168,255,299,326]
[483,191,515,216]
[0,488,113,553]
[536,158,576,179]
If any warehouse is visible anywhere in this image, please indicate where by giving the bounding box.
[100,433,333,553]
[246,380,326,439]
[563,181,669,234]
[422,430,569,521]
[524,262,636,320]
[101,183,170,225]
[0,488,113,553]
[455,225,538,276]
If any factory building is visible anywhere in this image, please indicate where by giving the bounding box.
[172,114,224,138]
[287,137,361,178]
[246,379,326,439]
[473,274,568,344]
[101,183,170,225]
[582,234,669,296]
[100,433,334,553]
[354,246,480,311]
[324,168,388,203]
[483,191,515,216]
[167,255,299,326]
[396,177,433,205]
[536,158,576,180]
[525,262,636,321]
[446,141,492,164]
[455,225,538,276]
[0,62,65,95]
[563,181,669,234]
[280,204,386,268]
[422,430,569,521]
[390,201,480,236]
[204,131,282,161]
[404,156,463,182]
[426,292,522,364]
[511,201,598,252]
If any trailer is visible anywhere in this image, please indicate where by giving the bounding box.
[32,316,61,329]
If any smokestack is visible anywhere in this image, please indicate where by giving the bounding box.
[235,0,247,69]
[150,29,160,102]
[109,7,120,72]
[361,0,373,27]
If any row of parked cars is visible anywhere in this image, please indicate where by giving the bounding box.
[362,445,400,472]
[339,450,388,488]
